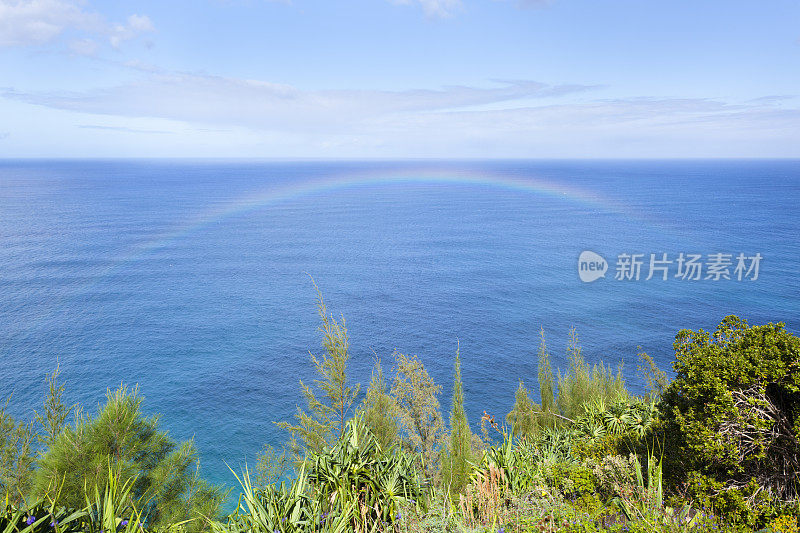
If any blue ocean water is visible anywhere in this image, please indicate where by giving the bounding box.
[0,159,798,491]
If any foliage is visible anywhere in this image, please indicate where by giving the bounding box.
[506,382,540,439]
[218,417,422,533]
[215,464,353,533]
[440,346,473,498]
[390,352,444,480]
[277,282,360,456]
[33,366,74,450]
[309,416,423,530]
[538,328,557,428]
[556,327,628,422]
[574,397,658,440]
[33,386,223,532]
[254,444,289,489]
[357,358,400,453]
[659,315,800,515]
[0,399,34,507]
[636,351,669,400]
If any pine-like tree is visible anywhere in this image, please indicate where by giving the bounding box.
[390,352,444,478]
[358,358,399,451]
[33,386,223,532]
[506,380,539,437]
[0,397,34,506]
[443,345,472,497]
[277,281,360,455]
[537,327,556,427]
[34,365,74,449]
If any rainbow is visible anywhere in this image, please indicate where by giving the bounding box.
[21,165,649,337]
[119,166,640,263]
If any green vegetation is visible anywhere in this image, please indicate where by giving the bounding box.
[2,295,799,532]
[276,282,360,457]
[441,345,473,498]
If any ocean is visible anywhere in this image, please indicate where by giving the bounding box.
[1,159,798,492]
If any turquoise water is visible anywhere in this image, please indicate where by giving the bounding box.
[1,159,798,490]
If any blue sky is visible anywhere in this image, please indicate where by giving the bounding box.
[1,0,799,157]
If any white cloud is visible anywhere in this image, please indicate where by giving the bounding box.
[4,71,800,157]
[391,0,462,18]
[3,75,594,132]
[0,0,102,46]
[0,0,153,48]
[109,14,154,48]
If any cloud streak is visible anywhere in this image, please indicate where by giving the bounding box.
[4,74,595,132]
[3,70,799,157]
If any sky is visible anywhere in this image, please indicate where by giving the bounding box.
[0,0,799,158]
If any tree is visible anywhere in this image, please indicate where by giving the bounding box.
[537,327,556,426]
[0,397,34,506]
[358,357,400,452]
[33,386,223,532]
[506,380,539,438]
[660,316,800,508]
[442,345,473,496]
[34,364,74,449]
[277,282,360,456]
[390,352,444,478]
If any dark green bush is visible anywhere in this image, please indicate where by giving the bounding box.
[659,315,800,525]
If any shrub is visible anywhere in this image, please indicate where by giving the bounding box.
[390,352,444,479]
[358,358,400,453]
[556,327,628,422]
[659,315,800,524]
[33,386,223,532]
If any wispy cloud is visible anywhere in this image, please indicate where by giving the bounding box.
[4,70,799,157]
[4,74,595,132]
[78,124,170,134]
[0,0,154,49]
[390,0,462,18]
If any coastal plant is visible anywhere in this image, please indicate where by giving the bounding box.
[33,366,74,450]
[221,417,422,533]
[254,444,290,489]
[309,416,423,531]
[277,281,360,456]
[357,358,400,453]
[506,382,540,439]
[659,315,800,522]
[390,352,444,480]
[440,345,473,498]
[0,399,34,507]
[216,464,354,533]
[33,386,223,532]
[537,328,557,429]
[556,327,628,422]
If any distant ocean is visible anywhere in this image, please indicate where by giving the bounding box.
[1,159,798,492]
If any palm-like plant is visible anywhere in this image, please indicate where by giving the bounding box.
[309,416,423,530]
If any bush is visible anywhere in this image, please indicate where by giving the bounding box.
[33,386,223,532]
[659,315,800,523]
